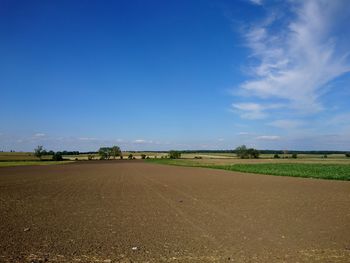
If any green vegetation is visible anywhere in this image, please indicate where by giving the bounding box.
[98,146,122,160]
[34,145,45,160]
[111,146,122,159]
[235,145,259,159]
[169,150,181,159]
[52,152,63,161]
[273,154,280,158]
[0,161,74,167]
[146,159,350,180]
[222,163,349,180]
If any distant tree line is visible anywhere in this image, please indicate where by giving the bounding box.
[33,144,350,162]
[34,146,64,161]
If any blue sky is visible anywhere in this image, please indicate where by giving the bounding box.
[1,0,350,151]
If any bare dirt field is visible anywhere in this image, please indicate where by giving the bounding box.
[1,161,349,262]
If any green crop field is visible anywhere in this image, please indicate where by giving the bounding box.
[147,159,350,181]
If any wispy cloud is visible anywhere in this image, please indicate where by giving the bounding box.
[248,0,262,6]
[328,113,350,126]
[237,132,250,136]
[34,133,46,137]
[268,119,304,130]
[255,135,280,140]
[133,139,153,144]
[231,102,283,119]
[78,137,98,141]
[237,0,350,115]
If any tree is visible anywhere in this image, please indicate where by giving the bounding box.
[292,153,297,159]
[247,148,259,159]
[274,154,280,158]
[34,145,45,160]
[235,145,259,159]
[169,150,181,159]
[235,145,249,159]
[98,147,112,160]
[345,153,350,158]
[111,146,121,159]
[141,154,146,159]
[128,154,133,160]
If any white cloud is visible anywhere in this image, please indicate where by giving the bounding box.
[255,135,280,140]
[133,139,153,144]
[239,0,350,114]
[78,137,97,141]
[231,102,283,119]
[34,133,45,137]
[249,0,262,5]
[268,119,304,130]
[134,139,146,143]
[329,113,350,126]
[237,132,250,135]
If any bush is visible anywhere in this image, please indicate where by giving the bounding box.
[323,154,328,158]
[247,148,259,159]
[292,153,298,159]
[169,151,181,159]
[52,152,63,161]
[88,155,93,160]
[235,145,249,158]
[235,145,259,159]
[194,156,202,159]
[128,154,133,160]
[345,153,350,158]
[141,154,146,159]
[274,154,280,159]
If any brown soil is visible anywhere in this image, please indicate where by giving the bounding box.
[0,161,349,262]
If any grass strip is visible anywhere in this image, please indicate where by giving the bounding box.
[146,159,350,181]
[0,161,75,167]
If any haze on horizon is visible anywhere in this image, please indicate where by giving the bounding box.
[1,0,350,152]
